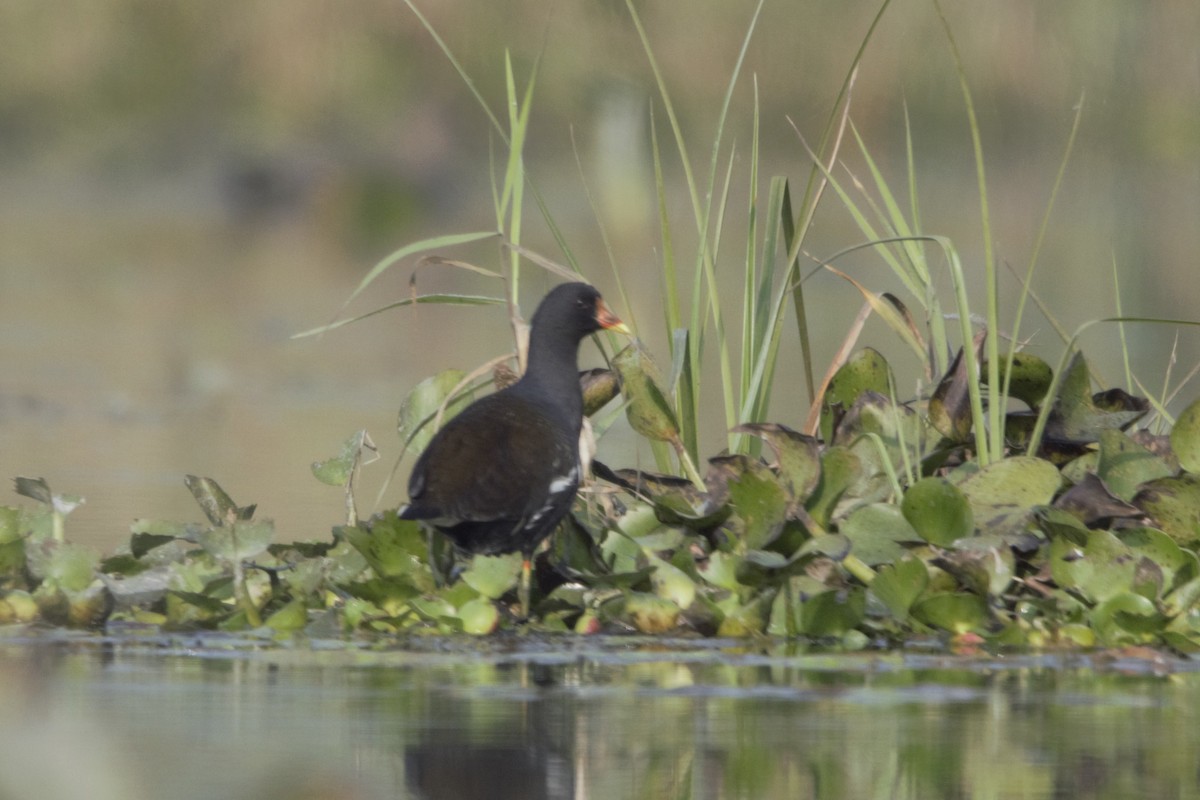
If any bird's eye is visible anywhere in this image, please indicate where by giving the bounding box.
[577,298,589,309]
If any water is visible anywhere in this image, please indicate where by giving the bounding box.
[1,635,1197,800]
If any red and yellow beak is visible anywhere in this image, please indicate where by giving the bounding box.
[596,298,631,335]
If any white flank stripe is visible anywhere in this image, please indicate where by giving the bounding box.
[548,465,579,495]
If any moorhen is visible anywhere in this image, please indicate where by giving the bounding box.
[398,282,628,617]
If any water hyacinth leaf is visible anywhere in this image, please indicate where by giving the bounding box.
[311,429,378,486]
[25,541,99,593]
[168,589,228,615]
[1164,576,1200,619]
[840,503,918,565]
[902,477,974,546]
[623,592,681,633]
[929,347,972,442]
[1091,591,1163,642]
[612,345,681,445]
[842,435,894,512]
[844,393,923,465]
[871,556,929,618]
[460,552,522,599]
[1097,429,1174,502]
[185,475,255,526]
[807,446,861,529]
[1171,396,1200,474]
[698,550,748,593]
[958,456,1061,539]
[0,507,26,574]
[14,476,55,506]
[1035,506,1090,545]
[196,519,274,562]
[0,506,22,544]
[339,511,434,590]
[264,598,309,632]
[12,478,83,521]
[0,591,38,624]
[580,368,621,417]
[717,595,771,637]
[410,595,457,624]
[796,533,852,561]
[1132,475,1200,544]
[646,551,696,609]
[936,539,1015,598]
[456,597,500,635]
[1053,472,1142,528]
[1048,529,1138,604]
[990,352,1054,409]
[548,515,610,579]
[129,519,201,557]
[799,587,866,637]
[732,423,822,506]
[1049,353,1148,441]
[910,592,989,634]
[706,455,788,551]
[820,348,891,443]
[398,370,473,456]
[342,578,420,617]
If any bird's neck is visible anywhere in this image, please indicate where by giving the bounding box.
[519,334,584,425]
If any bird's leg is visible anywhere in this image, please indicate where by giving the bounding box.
[518,556,532,620]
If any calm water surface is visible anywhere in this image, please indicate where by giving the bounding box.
[1,635,1197,800]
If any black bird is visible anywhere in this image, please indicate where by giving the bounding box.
[398,282,629,617]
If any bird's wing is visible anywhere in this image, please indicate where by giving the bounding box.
[405,393,578,525]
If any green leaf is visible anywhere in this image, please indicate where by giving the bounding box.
[646,551,696,610]
[840,503,918,565]
[1133,475,1200,544]
[911,592,989,634]
[871,556,929,618]
[929,347,973,442]
[1097,429,1173,501]
[706,455,789,551]
[806,446,862,529]
[820,348,891,442]
[799,587,866,637]
[311,429,379,486]
[623,592,682,634]
[1091,591,1163,642]
[580,368,621,417]
[1049,353,1148,440]
[25,541,99,593]
[184,475,255,526]
[698,551,748,593]
[731,423,822,506]
[1048,529,1139,604]
[456,597,501,635]
[264,599,309,632]
[613,345,681,445]
[901,477,975,546]
[460,553,522,600]
[13,477,53,505]
[1171,396,1200,474]
[991,352,1053,409]
[1118,528,1189,593]
[195,519,274,562]
[398,370,474,457]
[338,512,435,591]
[958,456,1061,539]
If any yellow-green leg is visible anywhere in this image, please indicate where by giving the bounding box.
[518,557,532,620]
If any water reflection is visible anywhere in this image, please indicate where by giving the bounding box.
[0,638,1197,800]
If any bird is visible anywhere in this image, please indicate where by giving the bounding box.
[398,282,629,618]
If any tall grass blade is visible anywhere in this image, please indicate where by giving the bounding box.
[934,0,1001,463]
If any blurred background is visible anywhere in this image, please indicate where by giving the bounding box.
[0,1,1197,552]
